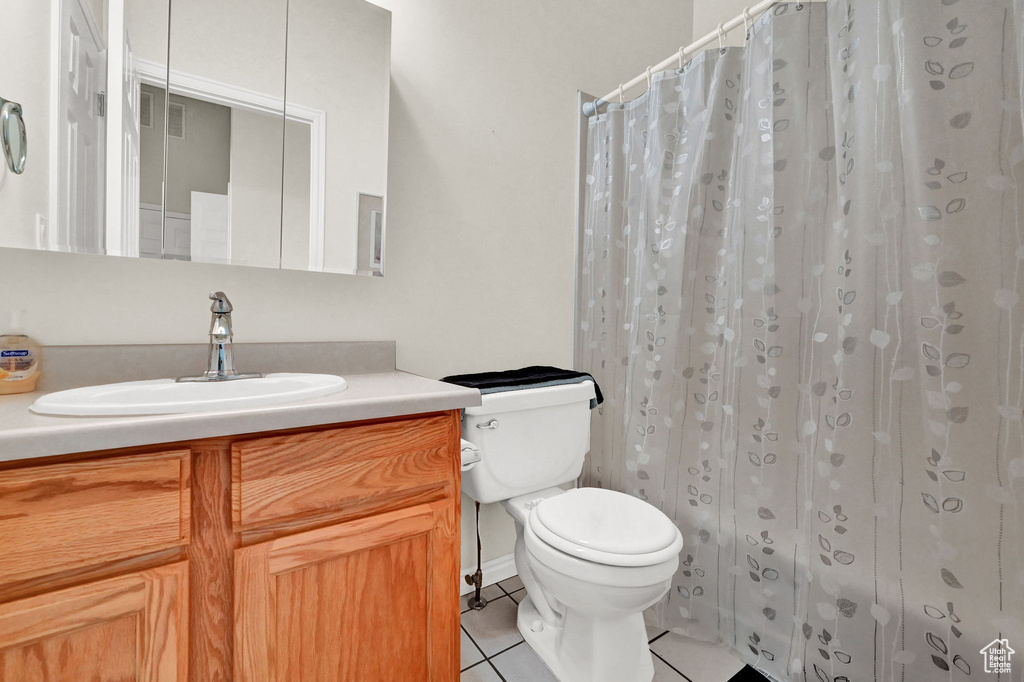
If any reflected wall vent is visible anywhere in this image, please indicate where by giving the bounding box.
[140,91,153,128]
[168,101,186,140]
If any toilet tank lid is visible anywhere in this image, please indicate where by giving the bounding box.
[533,488,681,557]
[464,381,595,417]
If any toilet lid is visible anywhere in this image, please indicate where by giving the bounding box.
[531,488,681,561]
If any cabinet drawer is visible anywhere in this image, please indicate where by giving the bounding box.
[0,450,191,584]
[232,413,459,531]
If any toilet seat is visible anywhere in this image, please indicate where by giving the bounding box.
[524,515,680,588]
[529,488,683,567]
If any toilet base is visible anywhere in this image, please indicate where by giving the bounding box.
[516,595,655,682]
[516,596,569,681]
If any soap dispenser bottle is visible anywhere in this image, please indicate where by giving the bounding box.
[0,311,42,394]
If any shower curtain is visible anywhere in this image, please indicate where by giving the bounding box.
[577,1,1024,680]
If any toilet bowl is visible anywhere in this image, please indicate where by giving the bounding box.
[459,381,683,681]
[502,487,682,682]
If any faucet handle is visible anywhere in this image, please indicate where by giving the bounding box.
[209,291,233,314]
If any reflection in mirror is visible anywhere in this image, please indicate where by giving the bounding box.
[283,0,390,274]
[164,0,287,268]
[0,0,390,275]
[50,0,107,255]
[357,193,384,277]
[0,0,170,255]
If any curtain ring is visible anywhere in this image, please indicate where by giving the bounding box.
[645,66,654,91]
[618,84,625,104]
[678,46,686,70]
[742,7,751,37]
[717,23,726,51]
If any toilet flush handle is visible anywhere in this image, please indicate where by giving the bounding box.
[476,419,499,430]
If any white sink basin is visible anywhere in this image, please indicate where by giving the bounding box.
[30,373,348,417]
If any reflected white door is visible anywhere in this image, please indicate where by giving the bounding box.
[59,0,106,254]
[119,26,141,256]
[190,191,231,264]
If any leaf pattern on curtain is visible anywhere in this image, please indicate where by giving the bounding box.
[577,2,1024,680]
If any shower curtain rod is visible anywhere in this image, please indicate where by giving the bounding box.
[582,0,778,116]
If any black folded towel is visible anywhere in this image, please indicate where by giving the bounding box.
[442,366,603,409]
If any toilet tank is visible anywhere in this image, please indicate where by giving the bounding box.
[460,381,595,504]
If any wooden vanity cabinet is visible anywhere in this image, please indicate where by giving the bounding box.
[229,411,460,682]
[0,562,190,682]
[0,450,192,681]
[0,410,462,682]
[234,500,456,681]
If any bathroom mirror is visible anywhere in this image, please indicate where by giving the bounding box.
[0,0,390,275]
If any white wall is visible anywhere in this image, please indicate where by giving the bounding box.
[693,0,751,46]
[166,93,232,214]
[125,0,169,65]
[693,0,827,47]
[0,0,692,568]
[283,0,390,275]
[138,84,164,207]
[228,109,284,269]
[167,0,287,98]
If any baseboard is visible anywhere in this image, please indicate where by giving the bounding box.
[459,552,516,596]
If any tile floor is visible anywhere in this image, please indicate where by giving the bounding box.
[460,575,750,682]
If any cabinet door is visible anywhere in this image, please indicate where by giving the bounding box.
[234,500,458,682]
[0,561,188,682]
[0,449,191,585]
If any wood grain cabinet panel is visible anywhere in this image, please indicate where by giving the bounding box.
[0,450,191,584]
[0,410,463,682]
[234,500,459,682]
[0,561,189,682]
[231,414,455,531]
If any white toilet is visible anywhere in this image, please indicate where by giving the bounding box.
[460,381,683,682]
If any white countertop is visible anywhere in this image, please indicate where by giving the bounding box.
[0,370,481,462]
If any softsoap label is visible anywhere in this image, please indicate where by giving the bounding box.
[0,349,36,381]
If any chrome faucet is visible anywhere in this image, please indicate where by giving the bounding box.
[177,292,261,382]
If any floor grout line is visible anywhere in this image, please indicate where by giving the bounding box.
[462,659,504,680]
[496,580,520,598]
[460,595,526,677]
[460,624,488,672]
[653,651,695,682]
[486,658,508,682]
[462,655,489,671]
[486,640,524,661]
